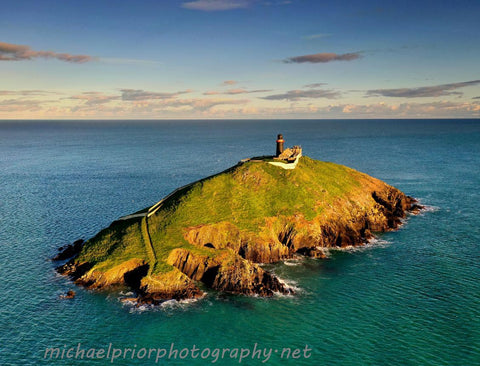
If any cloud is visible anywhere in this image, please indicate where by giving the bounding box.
[263,0,292,5]
[302,33,331,40]
[366,80,480,98]
[283,52,362,64]
[0,41,94,63]
[284,52,361,64]
[225,88,271,94]
[0,99,51,112]
[182,0,250,11]
[120,89,192,101]
[0,90,61,96]
[323,101,480,117]
[68,92,119,105]
[473,96,480,100]
[3,88,480,119]
[222,80,238,86]
[203,91,220,95]
[100,57,161,66]
[203,88,271,95]
[262,89,340,101]
[115,97,249,115]
[304,83,326,88]
[170,98,249,110]
[176,100,480,119]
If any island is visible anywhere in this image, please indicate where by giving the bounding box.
[55,135,421,304]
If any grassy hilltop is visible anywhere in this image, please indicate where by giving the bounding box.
[58,156,418,302]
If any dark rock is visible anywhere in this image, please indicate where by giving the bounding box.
[410,204,424,214]
[56,260,93,281]
[296,247,327,258]
[60,290,76,299]
[123,264,149,290]
[53,239,84,261]
[138,287,204,305]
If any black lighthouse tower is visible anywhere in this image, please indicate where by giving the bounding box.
[276,134,284,157]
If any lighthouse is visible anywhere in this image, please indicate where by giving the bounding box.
[276,134,284,157]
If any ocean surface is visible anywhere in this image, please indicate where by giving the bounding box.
[0,119,479,365]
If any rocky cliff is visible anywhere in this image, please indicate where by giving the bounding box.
[56,156,421,304]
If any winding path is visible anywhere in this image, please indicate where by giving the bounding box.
[115,161,246,275]
[141,216,157,275]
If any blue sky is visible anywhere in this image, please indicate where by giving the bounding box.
[1,0,479,119]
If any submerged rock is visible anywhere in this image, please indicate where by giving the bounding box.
[60,290,76,299]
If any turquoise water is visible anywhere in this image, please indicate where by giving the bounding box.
[0,119,479,365]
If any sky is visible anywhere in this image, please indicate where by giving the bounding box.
[1,0,479,119]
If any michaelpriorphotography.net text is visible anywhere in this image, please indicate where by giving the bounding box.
[1,0,479,365]
[43,343,313,363]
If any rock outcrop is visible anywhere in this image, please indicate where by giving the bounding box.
[53,239,84,261]
[59,290,76,299]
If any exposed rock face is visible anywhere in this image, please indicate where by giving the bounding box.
[167,248,291,296]
[82,259,149,289]
[212,256,288,296]
[57,259,148,289]
[57,260,93,281]
[139,270,203,303]
[184,223,292,263]
[183,187,417,264]
[55,156,421,303]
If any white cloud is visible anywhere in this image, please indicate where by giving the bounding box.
[302,33,331,40]
[182,0,250,11]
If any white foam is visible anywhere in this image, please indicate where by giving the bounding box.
[367,237,391,246]
[283,258,303,266]
[130,304,152,313]
[180,295,205,304]
[329,237,392,253]
[119,290,134,296]
[410,198,439,215]
[275,276,301,294]
[162,295,206,308]
[417,204,439,214]
[120,298,137,305]
[118,289,207,311]
[159,299,179,309]
[272,290,292,298]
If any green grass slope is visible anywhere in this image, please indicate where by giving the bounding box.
[65,155,416,301]
[78,157,376,273]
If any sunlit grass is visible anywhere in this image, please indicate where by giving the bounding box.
[79,156,370,275]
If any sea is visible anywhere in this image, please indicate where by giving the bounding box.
[0,119,479,365]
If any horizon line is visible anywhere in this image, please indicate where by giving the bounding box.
[1,117,479,122]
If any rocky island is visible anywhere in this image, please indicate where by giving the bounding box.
[56,135,421,304]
